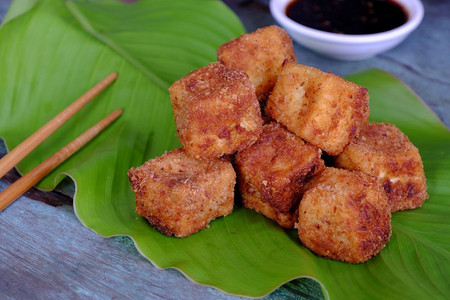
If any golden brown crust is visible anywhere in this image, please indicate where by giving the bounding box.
[235,123,325,228]
[265,63,369,155]
[298,168,391,263]
[128,148,236,237]
[241,189,299,228]
[169,62,263,160]
[217,25,296,101]
[335,122,428,211]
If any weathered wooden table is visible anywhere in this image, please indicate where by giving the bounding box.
[1,0,449,298]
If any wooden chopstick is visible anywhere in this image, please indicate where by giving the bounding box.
[0,73,117,179]
[0,109,122,212]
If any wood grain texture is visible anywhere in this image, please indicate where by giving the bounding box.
[1,0,449,299]
[0,165,323,299]
[0,166,72,207]
[0,109,121,211]
[0,73,117,178]
[0,193,237,299]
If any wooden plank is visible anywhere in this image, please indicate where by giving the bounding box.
[0,191,239,299]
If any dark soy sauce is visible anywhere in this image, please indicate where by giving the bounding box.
[285,0,408,34]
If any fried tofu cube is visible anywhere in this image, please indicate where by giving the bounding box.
[335,122,428,212]
[235,123,325,228]
[217,25,296,101]
[127,148,236,238]
[298,168,391,263]
[265,63,370,155]
[169,62,263,160]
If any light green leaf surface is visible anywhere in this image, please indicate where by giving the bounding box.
[0,0,38,27]
[0,0,449,299]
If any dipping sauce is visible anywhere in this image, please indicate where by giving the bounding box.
[285,0,408,34]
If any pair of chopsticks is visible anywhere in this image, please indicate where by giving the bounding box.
[0,73,121,211]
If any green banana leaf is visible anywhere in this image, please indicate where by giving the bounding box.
[0,0,449,299]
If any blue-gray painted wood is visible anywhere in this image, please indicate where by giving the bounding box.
[1,0,449,299]
[0,194,236,299]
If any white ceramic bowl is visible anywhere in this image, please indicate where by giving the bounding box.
[270,0,424,60]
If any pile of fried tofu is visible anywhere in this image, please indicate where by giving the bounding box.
[128,26,428,263]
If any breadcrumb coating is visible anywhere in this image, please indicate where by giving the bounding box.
[265,63,369,155]
[235,123,324,228]
[127,26,427,264]
[298,168,391,263]
[169,62,263,160]
[128,148,236,237]
[218,25,296,101]
[335,122,428,211]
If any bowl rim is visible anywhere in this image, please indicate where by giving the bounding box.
[270,0,424,44]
